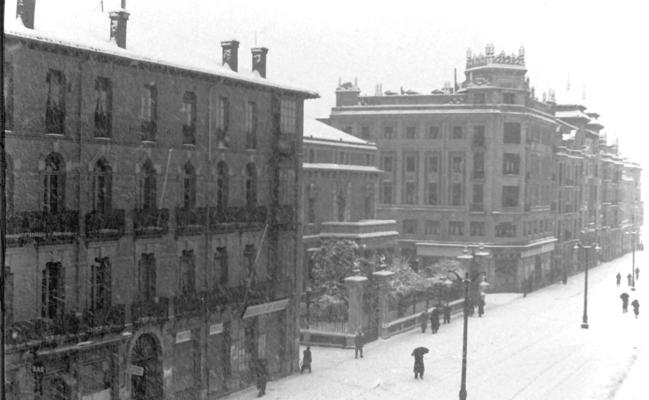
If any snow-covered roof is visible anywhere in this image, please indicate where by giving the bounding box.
[303,119,373,146]
[303,163,383,174]
[555,110,591,121]
[3,1,318,97]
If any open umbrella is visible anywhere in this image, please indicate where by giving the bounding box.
[412,347,429,357]
[620,293,629,301]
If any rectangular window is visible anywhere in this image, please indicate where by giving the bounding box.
[496,222,516,237]
[403,219,417,234]
[504,122,521,144]
[406,126,417,139]
[428,154,439,174]
[451,155,464,173]
[90,257,112,312]
[140,84,157,140]
[452,126,464,139]
[474,93,486,104]
[382,181,393,204]
[216,96,229,141]
[182,91,197,145]
[449,221,464,236]
[428,126,439,139]
[404,181,416,204]
[502,185,519,207]
[473,152,484,178]
[338,152,346,164]
[472,184,483,210]
[503,92,515,104]
[46,69,66,134]
[503,153,520,175]
[3,62,13,131]
[427,182,438,205]
[472,125,485,146]
[382,155,393,172]
[405,155,416,173]
[470,221,485,236]
[42,261,64,319]
[361,126,370,140]
[94,77,112,137]
[280,99,297,134]
[215,247,228,286]
[451,183,463,205]
[245,101,258,149]
[383,126,394,139]
[424,220,440,235]
[179,249,195,295]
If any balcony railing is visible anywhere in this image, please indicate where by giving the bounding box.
[206,279,291,312]
[175,207,207,235]
[277,136,296,158]
[82,304,126,329]
[275,204,294,226]
[140,120,157,141]
[182,124,196,145]
[131,297,169,322]
[7,210,78,243]
[173,293,202,316]
[85,209,125,240]
[133,208,169,237]
[209,206,267,227]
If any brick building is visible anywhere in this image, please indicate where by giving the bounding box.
[3,2,316,399]
[326,45,642,293]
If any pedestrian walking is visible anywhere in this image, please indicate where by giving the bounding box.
[616,272,621,287]
[443,304,451,324]
[430,308,440,334]
[627,273,633,287]
[300,346,312,373]
[631,299,640,319]
[635,267,640,281]
[620,292,630,313]
[354,330,364,358]
[411,347,429,379]
[477,296,485,317]
[419,310,429,333]
[255,358,269,397]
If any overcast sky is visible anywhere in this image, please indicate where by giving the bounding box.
[5,0,649,168]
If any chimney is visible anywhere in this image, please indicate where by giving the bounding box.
[251,47,268,78]
[221,40,240,72]
[109,7,130,49]
[16,0,36,29]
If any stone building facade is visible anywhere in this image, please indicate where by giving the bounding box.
[3,3,316,399]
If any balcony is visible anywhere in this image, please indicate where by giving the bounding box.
[133,208,169,237]
[5,313,84,345]
[131,297,169,322]
[140,120,157,142]
[182,124,196,145]
[85,209,125,240]
[277,136,296,158]
[82,304,126,329]
[175,207,207,236]
[206,279,291,312]
[7,210,78,244]
[208,206,267,228]
[173,293,202,316]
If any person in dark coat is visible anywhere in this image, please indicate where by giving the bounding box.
[620,292,630,313]
[468,299,476,316]
[300,346,312,373]
[411,349,427,379]
[354,331,364,358]
[635,267,640,281]
[616,272,621,287]
[627,273,633,287]
[631,299,640,318]
[477,296,485,317]
[255,359,268,397]
[419,310,429,333]
[443,304,451,324]
[430,308,440,334]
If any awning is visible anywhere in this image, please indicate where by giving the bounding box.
[242,298,290,319]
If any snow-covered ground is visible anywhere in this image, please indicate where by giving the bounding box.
[224,252,647,400]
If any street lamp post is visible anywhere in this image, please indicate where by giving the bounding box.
[573,241,600,329]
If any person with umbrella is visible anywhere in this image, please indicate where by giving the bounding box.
[616,272,622,287]
[411,346,429,379]
[430,307,440,334]
[419,310,429,333]
[631,299,640,319]
[620,292,630,313]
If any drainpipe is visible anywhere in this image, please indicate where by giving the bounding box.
[75,56,89,312]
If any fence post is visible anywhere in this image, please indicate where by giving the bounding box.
[372,270,394,339]
[344,275,368,335]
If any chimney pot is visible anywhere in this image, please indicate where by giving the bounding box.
[16,0,36,29]
[221,40,240,72]
[109,9,130,49]
[251,47,268,78]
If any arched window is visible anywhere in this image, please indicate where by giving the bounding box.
[183,162,196,209]
[141,160,156,210]
[43,153,65,212]
[93,158,112,213]
[4,154,14,215]
[245,163,257,208]
[216,161,229,211]
[336,190,346,222]
[42,261,64,319]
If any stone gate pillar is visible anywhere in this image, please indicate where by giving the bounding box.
[372,270,394,339]
[344,275,367,334]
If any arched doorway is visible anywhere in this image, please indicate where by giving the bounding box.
[131,334,163,400]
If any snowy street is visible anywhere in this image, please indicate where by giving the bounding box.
[225,251,647,400]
